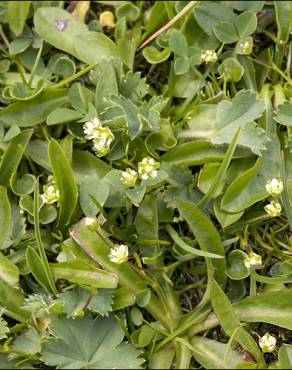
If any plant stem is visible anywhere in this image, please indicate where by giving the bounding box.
[138,1,199,50]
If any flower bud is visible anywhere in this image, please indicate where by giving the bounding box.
[265,178,284,196]
[264,201,282,217]
[201,49,218,64]
[138,157,160,180]
[244,252,262,270]
[121,168,138,187]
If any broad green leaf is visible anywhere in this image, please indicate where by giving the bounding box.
[279,344,292,369]
[168,29,188,57]
[210,278,265,366]
[274,102,292,127]
[234,289,292,330]
[235,11,257,38]
[34,7,89,58]
[190,336,246,369]
[194,2,236,36]
[221,133,280,212]
[7,1,31,36]
[41,315,144,369]
[176,199,226,283]
[226,250,249,280]
[0,280,29,322]
[116,2,140,22]
[0,251,19,287]
[149,343,175,369]
[275,1,292,43]
[89,289,114,316]
[214,197,244,228]
[198,163,224,198]
[112,287,136,310]
[0,89,69,127]
[232,1,264,12]
[174,56,190,75]
[79,176,110,216]
[218,57,244,82]
[74,32,118,65]
[213,21,238,44]
[47,108,83,126]
[11,327,41,355]
[51,260,118,289]
[0,187,11,246]
[48,139,78,227]
[161,141,249,166]
[0,130,32,187]
[10,173,35,196]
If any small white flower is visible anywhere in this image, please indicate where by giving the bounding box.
[41,176,59,204]
[92,126,115,157]
[200,49,218,64]
[244,252,262,270]
[109,244,129,264]
[83,117,101,140]
[265,178,284,196]
[264,201,282,217]
[138,157,160,180]
[259,333,276,353]
[85,217,99,231]
[121,168,138,187]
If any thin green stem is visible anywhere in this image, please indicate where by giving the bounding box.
[28,41,43,87]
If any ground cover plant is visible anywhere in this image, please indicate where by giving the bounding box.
[0,0,292,368]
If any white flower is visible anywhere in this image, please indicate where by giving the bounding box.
[138,157,160,180]
[200,49,218,64]
[121,168,138,187]
[240,41,251,53]
[92,126,115,157]
[109,244,129,264]
[83,117,101,140]
[41,176,59,204]
[264,201,282,217]
[265,178,284,196]
[244,252,262,270]
[85,217,99,231]
[259,333,276,353]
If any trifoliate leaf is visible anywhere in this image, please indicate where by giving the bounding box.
[41,315,144,369]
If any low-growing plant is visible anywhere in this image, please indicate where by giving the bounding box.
[0,0,292,369]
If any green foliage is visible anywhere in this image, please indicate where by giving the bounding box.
[0,1,292,369]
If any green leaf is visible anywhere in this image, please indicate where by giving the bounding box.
[195,2,236,36]
[168,29,188,57]
[10,173,35,196]
[0,130,32,187]
[174,56,190,75]
[34,7,89,58]
[74,32,118,65]
[0,252,19,287]
[142,46,171,64]
[0,89,69,127]
[161,141,249,166]
[226,250,249,280]
[210,278,265,366]
[213,21,238,44]
[95,63,118,113]
[48,139,78,227]
[214,197,244,228]
[235,11,257,38]
[51,260,119,289]
[0,280,29,322]
[11,327,41,355]
[274,102,292,127]
[232,1,264,12]
[275,1,292,43]
[89,289,114,316]
[79,176,110,216]
[234,289,292,330]
[190,336,246,369]
[7,1,31,36]
[47,108,83,126]
[41,315,144,369]
[0,187,11,246]
[279,344,292,369]
[176,199,226,283]
[116,2,140,22]
[26,247,53,294]
[218,57,244,82]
